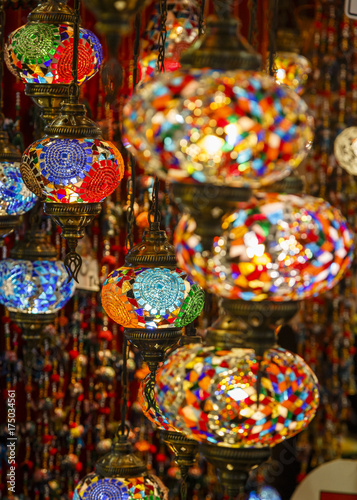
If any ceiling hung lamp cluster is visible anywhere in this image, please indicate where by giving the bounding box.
[0,0,37,238]
[123,0,353,497]
[8,0,125,282]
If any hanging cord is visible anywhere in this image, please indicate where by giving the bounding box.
[157,0,168,73]
[69,0,81,102]
[120,337,128,436]
[126,14,141,251]
[268,0,279,76]
[148,177,161,230]
[0,0,5,120]
[198,0,205,37]
[248,0,258,46]
[214,0,233,19]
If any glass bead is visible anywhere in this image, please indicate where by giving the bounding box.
[123,69,314,188]
[0,259,75,314]
[155,344,319,447]
[101,267,204,329]
[174,193,354,301]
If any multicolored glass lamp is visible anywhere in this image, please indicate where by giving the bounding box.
[5,0,103,124]
[124,1,314,220]
[0,205,75,341]
[102,180,205,373]
[19,0,124,282]
[139,326,201,500]
[74,429,168,500]
[140,0,199,81]
[272,0,311,94]
[0,129,37,238]
[154,341,319,497]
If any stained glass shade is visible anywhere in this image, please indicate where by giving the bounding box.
[73,473,168,500]
[155,344,319,447]
[123,69,314,188]
[21,137,124,203]
[101,267,204,329]
[0,259,75,314]
[5,24,102,85]
[174,193,353,301]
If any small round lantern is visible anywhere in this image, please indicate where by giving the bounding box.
[102,223,205,372]
[274,52,311,94]
[5,0,103,123]
[334,126,357,176]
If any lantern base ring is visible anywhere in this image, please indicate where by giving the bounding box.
[201,443,271,498]
[124,327,182,373]
[44,202,102,282]
[0,214,20,239]
[9,311,56,341]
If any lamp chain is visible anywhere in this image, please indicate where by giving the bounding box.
[148,176,161,229]
[69,0,81,102]
[213,0,234,20]
[0,0,5,117]
[248,0,258,46]
[268,0,279,76]
[126,14,141,251]
[198,0,205,37]
[157,0,168,72]
[120,337,128,436]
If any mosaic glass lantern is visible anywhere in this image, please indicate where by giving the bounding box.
[5,0,103,123]
[74,432,168,500]
[124,69,313,189]
[140,0,199,81]
[101,221,204,372]
[334,126,357,176]
[0,130,37,237]
[20,101,125,281]
[174,193,353,302]
[155,343,319,447]
[274,52,311,94]
[0,223,75,340]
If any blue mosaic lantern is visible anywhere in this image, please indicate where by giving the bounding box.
[0,131,37,237]
[0,223,75,340]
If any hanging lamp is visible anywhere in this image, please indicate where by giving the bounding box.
[0,203,75,341]
[102,178,205,374]
[5,0,103,124]
[19,0,124,282]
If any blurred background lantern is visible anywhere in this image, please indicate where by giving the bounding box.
[5,0,103,123]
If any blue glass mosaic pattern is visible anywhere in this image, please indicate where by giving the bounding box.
[0,259,75,314]
[249,487,281,500]
[0,162,36,215]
